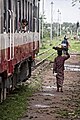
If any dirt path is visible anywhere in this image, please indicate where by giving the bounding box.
[19,53,80,120]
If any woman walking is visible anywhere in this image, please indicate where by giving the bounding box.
[53,49,70,92]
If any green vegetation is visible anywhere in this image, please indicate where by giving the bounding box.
[0,76,42,120]
[69,40,80,52]
[0,85,32,120]
[0,36,80,120]
[39,36,80,53]
[38,36,80,61]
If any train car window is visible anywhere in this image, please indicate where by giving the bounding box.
[19,1,21,23]
[22,0,24,19]
[5,1,8,33]
[33,0,35,32]
[35,0,38,6]
[4,0,7,32]
[28,2,30,31]
[21,0,23,22]
[3,0,12,33]
[8,0,11,10]
[30,3,32,31]
[33,0,35,5]
[18,1,21,23]
[33,5,38,32]
[24,0,27,19]
[8,0,11,32]
[33,0,39,32]
[25,0,27,20]
[33,6,37,20]
[37,1,39,32]
[2,0,40,33]
[17,0,21,32]
[15,0,17,32]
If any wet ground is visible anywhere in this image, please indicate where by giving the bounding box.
[19,53,80,120]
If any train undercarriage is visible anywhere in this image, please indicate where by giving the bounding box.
[0,56,34,102]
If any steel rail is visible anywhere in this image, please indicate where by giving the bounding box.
[36,48,52,56]
[34,52,54,68]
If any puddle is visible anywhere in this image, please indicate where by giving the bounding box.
[65,64,80,68]
[34,104,50,108]
[42,86,56,92]
[42,86,56,89]
[65,68,80,71]
[64,64,80,71]
[42,93,55,96]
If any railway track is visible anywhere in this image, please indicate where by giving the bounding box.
[9,51,53,93]
[35,53,54,68]
[33,48,55,70]
[36,48,54,60]
[5,49,55,95]
[36,48,52,56]
[31,51,80,76]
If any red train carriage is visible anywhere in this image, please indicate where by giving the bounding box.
[0,0,40,102]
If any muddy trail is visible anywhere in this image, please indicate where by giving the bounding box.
[19,53,80,120]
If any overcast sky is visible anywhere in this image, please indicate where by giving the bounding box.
[40,0,80,23]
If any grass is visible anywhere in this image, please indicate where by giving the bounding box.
[69,40,80,52]
[0,76,42,120]
[38,37,62,61]
[39,36,80,56]
[38,35,80,65]
[0,85,32,120]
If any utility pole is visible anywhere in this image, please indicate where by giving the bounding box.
[50,2,53,45]
[57,9,59,37]
[59,12,61,36]
[57,9,61,36]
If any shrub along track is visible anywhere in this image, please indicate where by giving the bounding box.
[19,53,80,120]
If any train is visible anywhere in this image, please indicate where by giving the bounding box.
[0,0,40,102]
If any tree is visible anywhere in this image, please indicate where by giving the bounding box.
[72,0,80,6]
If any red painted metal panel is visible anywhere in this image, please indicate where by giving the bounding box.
[8,60,13,73]
[0,36,39,75]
